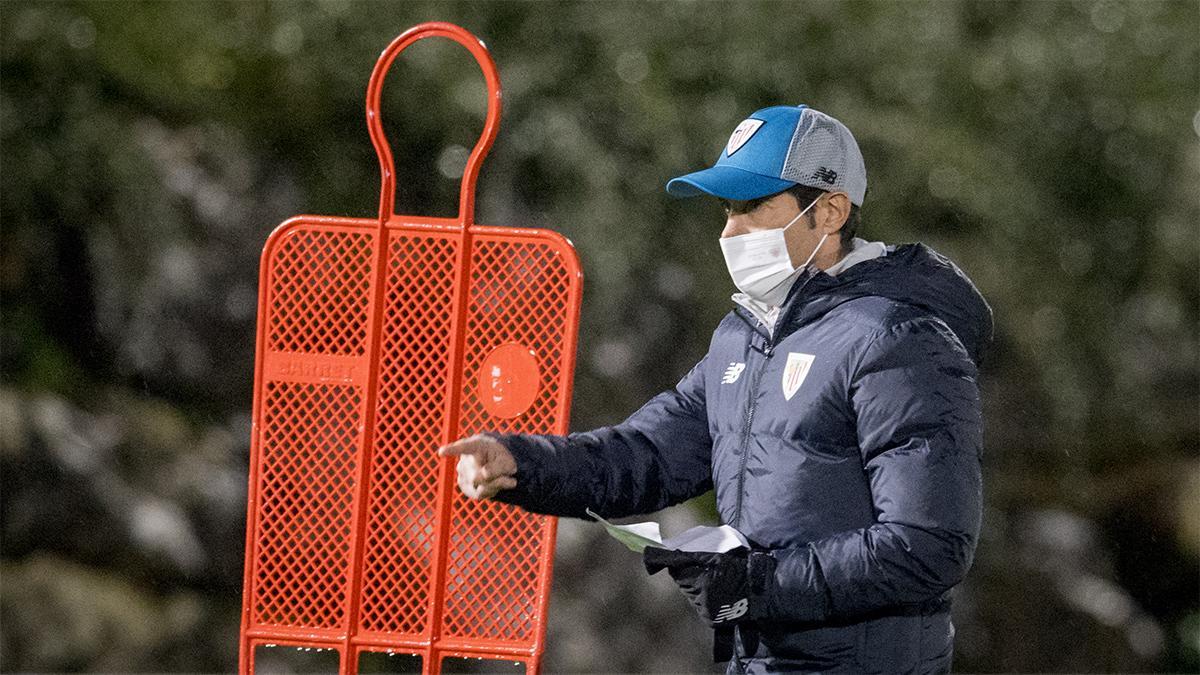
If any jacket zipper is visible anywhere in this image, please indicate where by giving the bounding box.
[732,338,773,529]
[729,272,817,529]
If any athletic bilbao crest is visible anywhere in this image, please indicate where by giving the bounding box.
[726,119,764,156]
[782,352,815,401]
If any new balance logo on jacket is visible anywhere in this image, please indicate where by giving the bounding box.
[721,362,746,384]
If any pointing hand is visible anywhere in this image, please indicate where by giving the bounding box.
[437,434,518,500]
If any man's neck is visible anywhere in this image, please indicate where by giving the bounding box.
[812,241,849,272]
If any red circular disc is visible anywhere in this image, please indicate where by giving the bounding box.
[478,343,540,419]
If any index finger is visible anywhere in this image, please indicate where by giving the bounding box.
[436,435,483,457]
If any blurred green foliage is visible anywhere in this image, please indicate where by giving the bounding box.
[1,1,1197,672]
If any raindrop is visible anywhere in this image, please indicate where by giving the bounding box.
[66,16,95,50]
[655,263,694,301]
[1058,239,1094,277]
[591,339,635,378]
[970,54,1005,90]
[1011,31,1047,70]
[272,22,304,55]
[224,284,257,321]
[615,50,649,84]
[437,144,469,180]
[1090,1,1125,33]
[318,0,350,16]
[1126,616,1165,657]
[1031,304,1065,343]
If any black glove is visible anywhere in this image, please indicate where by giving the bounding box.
[644,547,775,626]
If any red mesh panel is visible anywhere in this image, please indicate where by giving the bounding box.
[441,237,575,641]
[358,233,460,635]
[458,239,574,436]
[268,230,374,356]
[442,500,544,641]
[253,381,363,629]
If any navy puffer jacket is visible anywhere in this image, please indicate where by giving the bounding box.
[494,243,991,674]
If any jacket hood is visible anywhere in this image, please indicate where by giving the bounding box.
[780,243,994,364]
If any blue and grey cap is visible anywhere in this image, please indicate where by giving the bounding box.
[666,105,867,206]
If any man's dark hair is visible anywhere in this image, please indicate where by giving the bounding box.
[786,184,860,252]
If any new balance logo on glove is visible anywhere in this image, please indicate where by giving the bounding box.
[714,598,749,623]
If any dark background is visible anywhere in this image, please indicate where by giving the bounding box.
[2,1,1197,672]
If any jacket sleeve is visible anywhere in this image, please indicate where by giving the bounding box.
[490,356,714,518]
[754,317,984,621]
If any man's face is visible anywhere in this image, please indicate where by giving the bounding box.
[719,190,837,269]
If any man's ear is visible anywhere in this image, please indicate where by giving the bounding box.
[818,192,851,235]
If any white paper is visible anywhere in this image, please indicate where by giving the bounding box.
[662,523,750,553]
[586,508,749,554]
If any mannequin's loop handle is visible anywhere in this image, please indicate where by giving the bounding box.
[366,22,501,225]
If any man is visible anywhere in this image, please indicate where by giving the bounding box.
[440,105,991,673]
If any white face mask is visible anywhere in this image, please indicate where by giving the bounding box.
[719,195,829,306]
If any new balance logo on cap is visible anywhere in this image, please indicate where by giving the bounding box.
[721,362,746,384]
[813,167,838,184]
[714,598,749,623]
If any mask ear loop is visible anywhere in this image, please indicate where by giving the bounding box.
[789,189,836,271]
[800,232,830,270]
[780,193,823,234]
[781,192,830,272]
